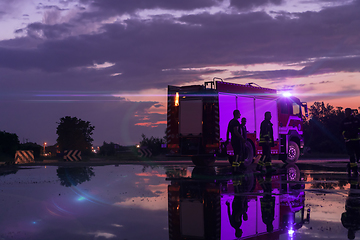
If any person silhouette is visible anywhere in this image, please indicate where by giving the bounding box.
[227,110,246,169]
[240,117,248,162]
[256,112,274,172]
[257,171,275,233]
[341,176,360,239]
[340,108,360,176]
[226,172,250,238]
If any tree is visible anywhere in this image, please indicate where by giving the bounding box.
[56,116,95,155]
[99,141,126,156]
[140,134,165,156]
[303,102,346,154]
[19,142,42,158]
[0,131,19,157]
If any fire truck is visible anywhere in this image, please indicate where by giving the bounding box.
[167,164,310,240]
[167,79,308,166]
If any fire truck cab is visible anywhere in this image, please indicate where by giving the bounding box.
[167,79,308,166]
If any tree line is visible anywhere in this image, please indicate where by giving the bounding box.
[0,102,357,160]
[303,102,360,154]
[0,131,43,159]
[0,116,165,160]
[0,116,96,159]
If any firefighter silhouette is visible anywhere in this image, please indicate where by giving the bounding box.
[341,176,360,240]
[226,173,249,238]
[340,108,360,176]
[256,111,274,172]
[227,110,245,168]
[240,117,248,162]
[257,171,275,233]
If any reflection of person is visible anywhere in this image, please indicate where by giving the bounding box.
[341,176,360,239]
[226,174,249,238]
[256,112,274,172]
[340,108,360,175]
[257,172,275,233]
[227,110,245,168]
[240,118,247,162]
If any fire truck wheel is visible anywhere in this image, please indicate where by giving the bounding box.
[287,141,300,163]
[285,163,300,182]
[191,156,215,167]
[243,141,254,167]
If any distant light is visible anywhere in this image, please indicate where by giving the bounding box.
[288,229,295,235]
[136,144,140,148]
[282,92,292,97]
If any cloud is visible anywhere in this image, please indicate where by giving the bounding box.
[301,89,360,103]
[230,0,284,10]
[0,10,6,18]
[2,0,360,85]
[2,0,360,144]
[22,22,73,39]
[134,112,166,128]
[80,0,223,16]
[36,4,68,11]
[0,0,18,17]
[227,66,334,81]
[7,1,360,72]
[87,231,116,239]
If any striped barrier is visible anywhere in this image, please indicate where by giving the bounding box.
[15,150,35,164]
[63,150,81,161]
[138,147,152,158]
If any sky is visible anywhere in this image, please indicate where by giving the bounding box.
[1,0,360,146]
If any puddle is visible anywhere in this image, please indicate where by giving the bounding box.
[0,164,358,239]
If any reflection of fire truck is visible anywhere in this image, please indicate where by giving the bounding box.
[167,164,310,240]
[167,79,308,166]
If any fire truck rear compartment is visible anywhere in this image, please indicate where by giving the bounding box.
[179,99,202,136]
[178,99,203,156]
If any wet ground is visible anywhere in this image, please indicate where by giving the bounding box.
[0,159,358,240]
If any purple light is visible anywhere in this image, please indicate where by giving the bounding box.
[282,92,292,97]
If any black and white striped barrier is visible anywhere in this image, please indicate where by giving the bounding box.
[63,150,82,161]
[15,150,35,164]
[138,147,152,158]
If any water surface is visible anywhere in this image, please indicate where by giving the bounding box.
[0,164,358,240]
